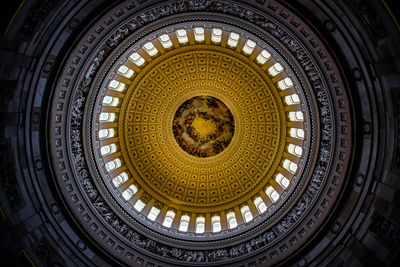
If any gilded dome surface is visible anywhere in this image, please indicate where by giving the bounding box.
[117,46,289,212]
[87,17,316,245]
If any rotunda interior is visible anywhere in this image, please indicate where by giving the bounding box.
[0,0,399,266]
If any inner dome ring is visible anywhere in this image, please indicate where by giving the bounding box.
[120,48,286,211]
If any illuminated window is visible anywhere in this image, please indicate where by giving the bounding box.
[283,159,298,173]
[102,96,119,106]
[98,128,115,139]
[129,52,145,66]
[113,172,129,187]
[179,215,190,232]
[285,94,300,105]
[195,216,205,234]
[242,39,256,55]
[163,210,175,228]
[98,129,107,139]
[227,32,239,47]
[133,199,145,212]
[211,28,222,43]
[122,184,138,200]
[105,158,121,172]
[288,111,304,121]
[278,77,294,90]
[268,63,284,76]
[159,34,173,48]
[254,197,267,213]
[143,42,158,56]
[100,143,117,155]
[99,112,116,122]
[275,173,290,189]
[266,186,279,202]
[148,207,161,221]
[256,50,271,64]
[117,66,134,79]
[212,215,221,232]
[176,29,188,44]
[109,79,127,91]
[241,205,253,223]
[194,27,204,42]
[226,211,237,229]
[288,144,303,156]
[289,128,305,139]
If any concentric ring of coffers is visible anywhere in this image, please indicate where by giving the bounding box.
[93,22,310,237]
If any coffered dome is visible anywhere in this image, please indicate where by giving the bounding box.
[1,0,399,266]
[88,23,313,239]
[51,0,350,260]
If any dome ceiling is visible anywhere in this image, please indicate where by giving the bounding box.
[1,0,399,266]
[86,22,314,241]
[50,0,352,262]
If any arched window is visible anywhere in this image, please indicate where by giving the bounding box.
[122,184,137,200]
[194,27,204,42]
[176,29,188,44]
[254,197,267,213]
[179,215,190,232]
[256,50,271,64]
[163,210,175,228]
[133,199,145,212]
[102,96,119,106]
[117,66,134,79]
[242,39,256,55]
[143,42,158,56]
[211,28,222,43]
[129,52,145,66]
[288,111,304,121]
[277,77,293,90]
[211,215,221,232]
[99,112,116,122]
[100,143,117,156]
[275,173,290,189]
[159,34,172,48]
[109,79,127,91]
[226,211,237,229]
[113,172,129,187]
[98,128,115,139]
[289,128,305,139]
[283,159,298,173]
[105,158,121,172]
[284,94,300,105]
[268,62,283,76]
[266,186,280,202]
[241,205,253,223]
[288,144,303,156]
[148,207,160,221]
[227,32,239,47]
[195,216,205,234]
